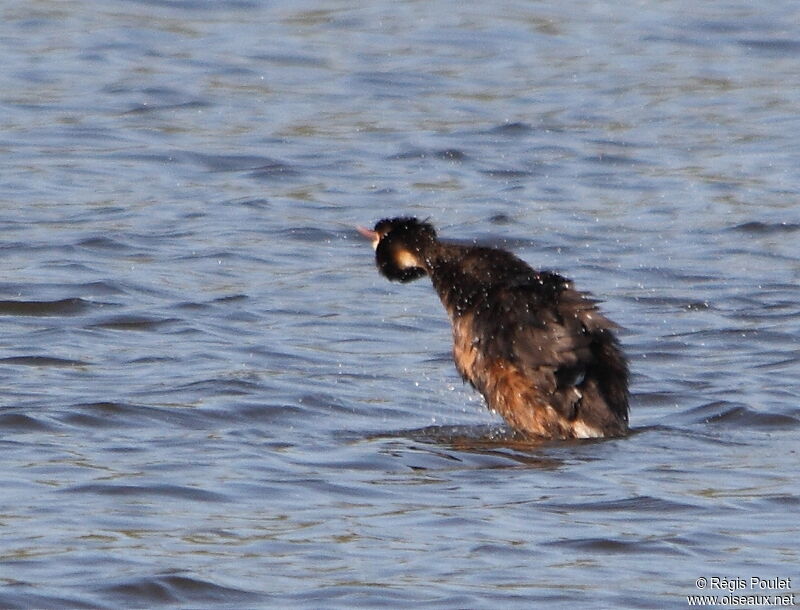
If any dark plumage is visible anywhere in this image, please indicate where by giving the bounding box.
[358,217,629,440]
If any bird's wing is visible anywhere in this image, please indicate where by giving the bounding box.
[472,273,613,401]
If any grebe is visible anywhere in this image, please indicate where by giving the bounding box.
[357,217,629,440]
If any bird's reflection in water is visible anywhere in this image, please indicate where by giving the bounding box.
[366,424,594,470]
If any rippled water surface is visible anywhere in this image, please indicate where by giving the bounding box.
[2,1,799,607]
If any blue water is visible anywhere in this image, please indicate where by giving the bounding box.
[1,1,798,607]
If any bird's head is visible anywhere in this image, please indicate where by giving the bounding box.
[357,217,437,282]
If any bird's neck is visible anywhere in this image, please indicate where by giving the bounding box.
[424,242,544,321]
[425,244,490,320]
